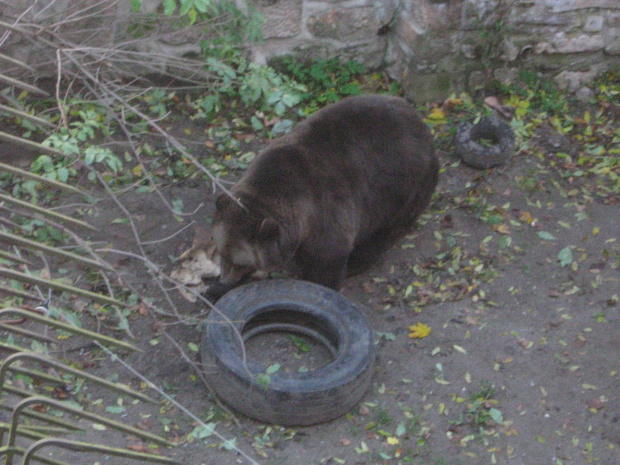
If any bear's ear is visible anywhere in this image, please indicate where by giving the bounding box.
[258,217,280,241]
[215,194,231,212]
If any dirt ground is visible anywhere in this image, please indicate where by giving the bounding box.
[2,105,619,465]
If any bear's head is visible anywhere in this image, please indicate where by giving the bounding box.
[212,193,297,287]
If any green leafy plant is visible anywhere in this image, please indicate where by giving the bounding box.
[33,107,122,184]
[274,57,367,113]
[131,0,263,39]
[450,381,503,428]
[192,58,306,122]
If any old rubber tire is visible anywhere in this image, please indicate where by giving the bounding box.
[455,115,515,169]
[201,279,375,426]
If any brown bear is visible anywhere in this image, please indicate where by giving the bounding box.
[211,94,438,294]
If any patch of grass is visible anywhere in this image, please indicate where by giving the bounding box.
[450,381,503,429]
[377,409,393,425]
[502,70,568,114]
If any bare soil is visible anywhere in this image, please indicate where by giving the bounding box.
[2,115,619,465]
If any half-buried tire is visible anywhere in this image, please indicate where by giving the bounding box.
[201,279,375,426]
[455,115,515,169]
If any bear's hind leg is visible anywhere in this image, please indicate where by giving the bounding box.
[297,253,349,291]
[347,222,411,276]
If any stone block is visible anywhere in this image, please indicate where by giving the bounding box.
[307,7,381,41]
[584,15,604,33]
[510,5,581,28]
[252,0,303,40]
[395,14,424,47]
[554,0,620,12]
[605,34,620,55]
[537,32,605,54]
[555,68,599,91]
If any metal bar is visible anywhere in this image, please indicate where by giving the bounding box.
[0,271,124,307]
[8,397,177,451]
[0,163,85,196]
[0,423,54,442]
[0,342,28,353]
[0,323,57,343]
[0,353,157,404]
[0,53,36,72]
[1,383,43,399]
[0,446,70,465]
[0,131,65,157]
[6,366,67,384]
[0,193,96,230]
[0,250,31,265]
[0,104,54,128]
[23,438,182,465]
[0,73,49,96]
[0,309,139,352]
[0,403,82,432]
[0,286,38,301]
[0,231,113,271]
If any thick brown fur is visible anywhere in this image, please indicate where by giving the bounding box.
[212,94,439,291]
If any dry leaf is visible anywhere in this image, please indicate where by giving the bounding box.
[493,224,510,234]
[171,249,221,302]
[408,323,431,339]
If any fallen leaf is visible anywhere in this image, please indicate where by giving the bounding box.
[408,323,431,339]
[484,96,514,118]
[453,344,467,354]
[442,97,463,111]
[493,224,510,234]
[427,107,445,120]
[537,231,556,241]
[558,247,573,267]
[126,444,150,453]
[138,303,149,316]
[519,211,534,224]
[587,398,604,411]
[362,282,375,294]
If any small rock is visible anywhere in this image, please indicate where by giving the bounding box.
[575,86,595,103]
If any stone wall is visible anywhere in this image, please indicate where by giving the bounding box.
[249,0,620,102]
[1,1,618,102]
[245,0,395,69]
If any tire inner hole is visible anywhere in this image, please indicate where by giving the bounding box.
[242,309,339,373]
[471,125,500,147]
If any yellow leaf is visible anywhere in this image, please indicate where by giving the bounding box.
[386,437,399,445]
[493,224,510,234]
[427,107,445,120]
[519,211,533,224]
[592,227,600,235]
[408,323,431,339]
